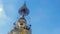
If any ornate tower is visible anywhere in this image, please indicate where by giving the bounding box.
[9,1,32,34]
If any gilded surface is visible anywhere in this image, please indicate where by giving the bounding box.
[9,28,31,34]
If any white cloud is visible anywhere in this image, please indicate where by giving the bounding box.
[0,4,11,26]
[0,4,3,12]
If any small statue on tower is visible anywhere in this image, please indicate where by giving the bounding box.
[9,1,32,34]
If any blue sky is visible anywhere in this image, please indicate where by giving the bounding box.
[0,0,60,34]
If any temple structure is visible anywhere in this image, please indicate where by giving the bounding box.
[9,1,32,34]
